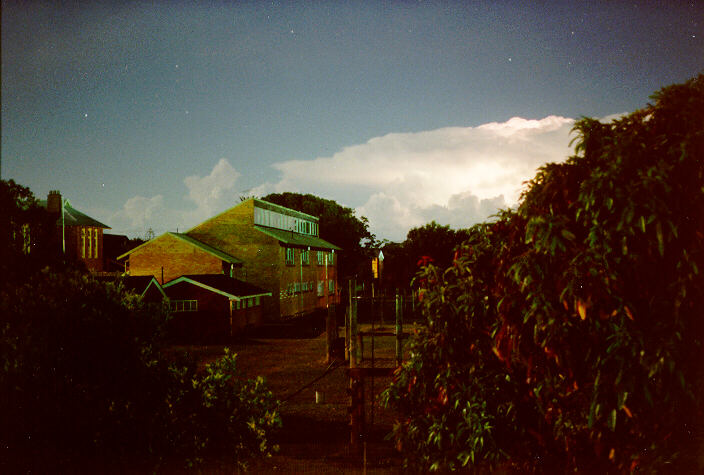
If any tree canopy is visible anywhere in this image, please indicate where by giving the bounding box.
[261,192,375,278]
[382,74,704,471]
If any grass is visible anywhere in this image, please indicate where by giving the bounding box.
[172,322,413,473]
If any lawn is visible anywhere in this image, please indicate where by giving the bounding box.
[171,322,412,473]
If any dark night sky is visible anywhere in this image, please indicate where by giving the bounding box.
[2,1,702,240]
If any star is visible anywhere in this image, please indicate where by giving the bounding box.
[83,113,88,118]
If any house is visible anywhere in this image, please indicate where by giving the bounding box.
[163,274,272,339]
[41,190,110,272]
[118,198,341,320]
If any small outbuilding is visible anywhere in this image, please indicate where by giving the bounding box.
[163,274,271,341]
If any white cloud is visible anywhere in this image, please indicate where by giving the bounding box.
[110,194,166,237]
[109,117,581,241]
[183,158,241,219]
[111,158,243,237]
[257,115,576,241]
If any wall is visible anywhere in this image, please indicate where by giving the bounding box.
[128,234,222,284]
[188,200,283,318]
[165,281,231,341]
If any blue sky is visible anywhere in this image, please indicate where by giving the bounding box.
[2,1,702,241]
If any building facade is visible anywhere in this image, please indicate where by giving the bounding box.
[120,198,340,320]
[42,190,110,272]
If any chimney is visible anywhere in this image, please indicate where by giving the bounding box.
[47,190,62,214]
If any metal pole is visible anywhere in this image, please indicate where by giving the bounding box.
[349,280,356,368]
[61,199,65,254]
[396,291,403,366]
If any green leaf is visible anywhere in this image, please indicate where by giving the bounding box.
[608,409,617,431]
[656,222,664,256]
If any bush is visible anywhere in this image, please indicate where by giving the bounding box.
[382,75,704,471]
[0,268,280,470]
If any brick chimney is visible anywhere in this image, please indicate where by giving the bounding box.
[47,190,62,213]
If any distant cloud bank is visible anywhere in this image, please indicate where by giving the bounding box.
[254,115,576,241]
[111,115,577,241]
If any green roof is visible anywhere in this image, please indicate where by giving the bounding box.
[252,198,319,222]
[117,232,243,264]
[40,200,110,228]
[254,225,341,250]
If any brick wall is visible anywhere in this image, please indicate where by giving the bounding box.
[128,234,222,284]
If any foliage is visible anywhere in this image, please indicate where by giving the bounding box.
[0,268,168,456]
[262,192,375,278]
[382,75,704,471]
[381,221,471,290]
[156,349,282,468]
[0,179,61,281]
[0,267,280,469]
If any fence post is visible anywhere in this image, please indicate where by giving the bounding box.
[326,304,336,364]
[395,292,403,366]
[349,280,358,368]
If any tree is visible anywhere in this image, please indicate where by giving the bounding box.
[0,179,60,282]
[382,75,704,471]
[0,268,281,470]
[261,192,375,279]
[379,222,471,291]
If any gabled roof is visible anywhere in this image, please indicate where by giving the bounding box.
[95,274,167,299]
[163,274,271,300]
[117,232,243,264]
[253,225,342,250]
[123,275,168,300]
[40,200,110,228]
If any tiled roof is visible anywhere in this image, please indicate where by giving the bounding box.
[253,225,342,250]
[163,274,271,299]
[117,232,243,263]
[39,200,110,228]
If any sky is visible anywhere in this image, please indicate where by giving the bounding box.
[2,1,702,242]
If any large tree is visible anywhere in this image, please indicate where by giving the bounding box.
[261,192,375,279]
[382,75,704,471]
[0,179,62,283]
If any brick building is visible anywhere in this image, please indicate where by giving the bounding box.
[119,198,341,320]
[41,190,110,272]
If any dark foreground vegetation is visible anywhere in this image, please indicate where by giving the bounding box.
[382,75,704,471]
[0,182,281,472]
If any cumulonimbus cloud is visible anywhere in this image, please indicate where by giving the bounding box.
[112,116,579,241]
[256,115,576,241]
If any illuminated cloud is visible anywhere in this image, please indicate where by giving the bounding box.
[257,115,576,240]
[111,194,166,236]
[183,158,241,219]
[113,158,242,237]
[112,116,578,241]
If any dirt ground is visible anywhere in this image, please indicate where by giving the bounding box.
[174,323,412,473]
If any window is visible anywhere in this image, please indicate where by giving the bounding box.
[255,295,261,305]
[317,251,324,265]
[317,281,324,296]
[329,280,335,293]
[286,247,295,265]
[301,249,309,265]
[81,229,86,258]
[170,300,198,312]
[328,251,334,266]
[94,229,99,258]
[87,228,92,259]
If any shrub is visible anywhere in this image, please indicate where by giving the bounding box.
[382,75,704,471]
[0,268,280,469]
